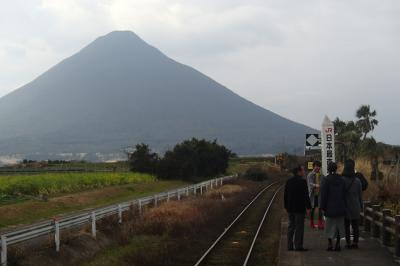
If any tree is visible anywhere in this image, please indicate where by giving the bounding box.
[333,118,362,160]
[157,138,233,180]
[127,143,159,174]
[360,137,384,181]
[356,105,379,140]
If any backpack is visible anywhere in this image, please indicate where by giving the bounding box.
[355,172,368,191]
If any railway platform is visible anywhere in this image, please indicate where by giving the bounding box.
[278,218,399,266]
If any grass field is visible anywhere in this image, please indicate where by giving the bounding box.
[0,172,155,199]
[0,171,170,227]
[0,180,188,228]
[0,161,130,172]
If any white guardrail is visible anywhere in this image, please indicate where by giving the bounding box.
[0,175,236,266]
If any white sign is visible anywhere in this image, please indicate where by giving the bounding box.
[321,116,335,176]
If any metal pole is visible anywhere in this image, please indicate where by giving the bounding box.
[186,187,189,196]
[396,158,400,185]
[178,190,181,201]
[200,185,203,195]
[167,191,170,202]
[118,204,122,224]
[1,235,7,266]
[138,199,142,215]
[154,195,158,207]
[91,212,96,239]
[54,221,60,252]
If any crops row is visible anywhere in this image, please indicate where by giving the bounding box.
[0,172,155,196]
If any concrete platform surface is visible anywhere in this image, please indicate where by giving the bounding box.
[278,219,399,266]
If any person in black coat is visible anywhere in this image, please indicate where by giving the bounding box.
[284,165,312,251]
[320,162,346,251]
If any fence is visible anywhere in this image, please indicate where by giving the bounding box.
[361,202,400,257]
[0,175,236,266]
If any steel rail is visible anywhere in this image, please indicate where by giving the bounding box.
[193,181,281,266]
[243,186,282,266]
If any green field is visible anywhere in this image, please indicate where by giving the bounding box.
[0,161,130,173]
[0,172,155,202]
[0,178,188,228]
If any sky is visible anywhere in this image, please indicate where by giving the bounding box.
[1,0,399,144]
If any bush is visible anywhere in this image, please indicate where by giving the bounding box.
[157,138,233,180]
[243,166,269,181]
[128,144,159,174]
[127,139,233,181]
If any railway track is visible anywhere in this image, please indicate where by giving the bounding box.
[194,181,282,266]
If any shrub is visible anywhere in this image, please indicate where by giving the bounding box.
[128,143,159,174]
[157,138,233,180]
[243,166,269,181]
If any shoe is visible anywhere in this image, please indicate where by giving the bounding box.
[295,248,308,252]
[317,220,325,230]
[310,220,315,229]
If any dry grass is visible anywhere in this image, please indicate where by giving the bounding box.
[90,180,259,266]
[10,180,260,266]
[204,184,244,199]
[354,159,400,212]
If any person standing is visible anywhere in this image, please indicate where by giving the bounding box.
[342,159,363,249]
[284,165,312,251]
[307,161,324,229]
[320,162,346,251]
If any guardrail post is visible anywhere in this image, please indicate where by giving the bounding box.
[54,220,60,252]
[193,186,196,195]
[395,215,400,257]
[220,178,223,186]
[211,180,213,189]
[364,203,371,232]
[91,212,96,239]
[118,204,122,224]
[186,187,189,197]
[138,199,142,215]
[1,235,7,266]
[154,195,158,207]
[200,185,203,195]
[178,190,181,201]
[167,191,170,202]
[372,205,381,238]
[361,201,370,226]
[382,209,392,246]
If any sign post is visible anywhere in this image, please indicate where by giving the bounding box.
[321,116,335,176]
[305,133,321,170]
[305,134,321,151]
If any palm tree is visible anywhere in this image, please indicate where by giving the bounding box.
[356,105,379,140]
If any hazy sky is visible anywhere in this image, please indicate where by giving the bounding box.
[1,0,399,144]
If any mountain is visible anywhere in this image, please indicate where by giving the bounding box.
[0,31,314,160]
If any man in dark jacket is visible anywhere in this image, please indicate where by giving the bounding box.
[320,162,346,251]
[284,165,312,251]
